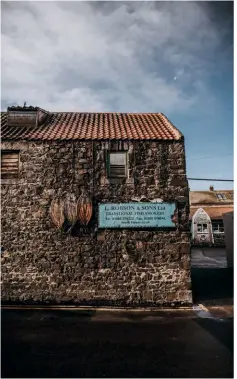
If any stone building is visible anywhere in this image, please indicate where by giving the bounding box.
[1,105,192,305]
[190,186,234,268]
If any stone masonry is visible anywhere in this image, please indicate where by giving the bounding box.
[1,139,192,305]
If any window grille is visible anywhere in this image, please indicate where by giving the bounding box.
[197,223,208,233]
[108,152,127,178]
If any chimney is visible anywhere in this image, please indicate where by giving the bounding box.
[209,186,214,191]
[7,104,48,127]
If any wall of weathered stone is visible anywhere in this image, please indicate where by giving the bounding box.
[1,139,192,305]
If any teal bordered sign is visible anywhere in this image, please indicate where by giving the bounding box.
[99,202,177,228]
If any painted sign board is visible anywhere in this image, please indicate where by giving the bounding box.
[99,202,177,228]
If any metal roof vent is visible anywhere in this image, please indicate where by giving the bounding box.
[7,104,48,127]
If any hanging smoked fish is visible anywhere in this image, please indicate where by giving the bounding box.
[49,197,65,230]
[77,193,93,226]
[64,193,78,233]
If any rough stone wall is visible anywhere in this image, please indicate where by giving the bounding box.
[1,139,192,305]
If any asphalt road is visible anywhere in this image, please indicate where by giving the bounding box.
[1,308,233,378]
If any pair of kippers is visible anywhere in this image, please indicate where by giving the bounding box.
[50,192,92,232]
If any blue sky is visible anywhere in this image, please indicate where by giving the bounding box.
[1,1,233,191]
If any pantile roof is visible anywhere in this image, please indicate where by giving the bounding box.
[189,206,233,220]
[190,190,233,205]
[189,189,234,220]
[1,111,182,141]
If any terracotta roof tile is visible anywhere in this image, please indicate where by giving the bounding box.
[189,206,233,220]
[1,111,182,141]
[190,190,234,205]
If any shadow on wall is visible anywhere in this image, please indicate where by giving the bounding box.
[191,268,233,303]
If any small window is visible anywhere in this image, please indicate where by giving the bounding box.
[197,223,208,233]
[216,193,227,200]
[1,151,19,178]
[212,221,224,233]
[108,152,127,178]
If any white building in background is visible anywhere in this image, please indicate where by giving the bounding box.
[189,186,233,268]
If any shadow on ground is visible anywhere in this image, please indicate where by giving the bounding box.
[191,268,233,304]
[1,309,233,378]
[195,317,233,353]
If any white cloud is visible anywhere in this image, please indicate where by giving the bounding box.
[1,1,231,114]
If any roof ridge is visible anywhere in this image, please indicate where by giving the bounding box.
[190,190,233,193]
[191,205,233,207]
[1,111,165,116]
[45,111,164,115]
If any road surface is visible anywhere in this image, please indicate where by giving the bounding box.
[1,305,233,378]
